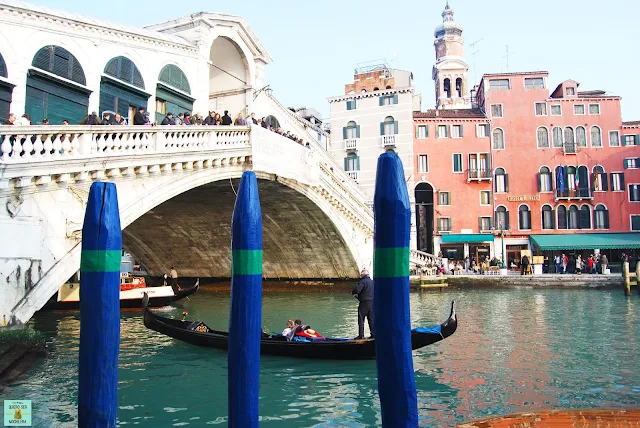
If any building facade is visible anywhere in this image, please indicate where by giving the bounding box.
[413,2,640,270]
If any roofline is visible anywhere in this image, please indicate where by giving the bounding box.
[482,71,549,78]
[328,86,414,103]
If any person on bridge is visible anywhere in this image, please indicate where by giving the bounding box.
[352,268,374,339]
[221,110,233,125]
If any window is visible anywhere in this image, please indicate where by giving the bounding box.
[480,190,491,205]
[625,158,639,169]
[489,79,510,90]
[418,154,429,173]
[416,125,428,139]
[495,206,509,230]
[609,131,620,147]
[492,128,505,150]
[566,87,575,96]
[590,126,602,147]
[438,217,451,232]
[436,125,449,138]
[632,214,640,232]
[542,205,554,230]
[477,124,489,138]
[346,99,356,110]
[623,135,639,146]
[444,78,451,98]
[557,206,567,229]
[592,166,608,191]
[630,184,640,202]
[379,94,398,106]
[451,124,463,138]
[611,173,624,191]
[579,206,591,229]
[589,104,600,115]
[491,104,503,118]
[439,191,450,206]
[539,166,552,192]
[453,153,463,173]
[537,127,549,148]
[468,153,490,178]
[518,205,531,230]
[551,105,562,116]
[345,121,358,139]
[594,205,609,230]
[494,168,508,193]
[568,205,579,229]
[564,127,575,152]
[535,103,547,116]
[479,216,492,232]
[344,153,359,171]
[156,99,166,115]
[524,77,545,89]
[552,127,563,148]
[381,116,397,135]
[576,126,587,148]
[574,104,585,115]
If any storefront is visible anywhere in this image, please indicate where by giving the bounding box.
[440,234,494,265]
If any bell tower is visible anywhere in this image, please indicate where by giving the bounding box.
[433,2,470,109]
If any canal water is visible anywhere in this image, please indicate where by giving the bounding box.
[8,286,640,427]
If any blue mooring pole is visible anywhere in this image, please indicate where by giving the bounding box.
[78,182,122,427]
[228,171,263,427]
[373,152,419,427]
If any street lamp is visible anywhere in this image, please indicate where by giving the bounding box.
[499,227,506,269]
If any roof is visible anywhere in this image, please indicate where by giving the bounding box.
[0,0,193,47]
[578,90,607,97]
[529,233,640,250]
[414,108,486,119]
[441,234,494,244]
[483,71,548,78]
[622,120,640,126]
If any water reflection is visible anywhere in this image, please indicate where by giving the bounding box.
[7,287,640,427]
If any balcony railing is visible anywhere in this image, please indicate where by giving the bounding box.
[555,187,593,200]
[467,168,493,181]
[563,142,577,154]
[344,138,358,151]
[381,135,396,148]
[346,170,359,182]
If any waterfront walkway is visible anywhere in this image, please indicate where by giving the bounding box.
[413,272,626,288]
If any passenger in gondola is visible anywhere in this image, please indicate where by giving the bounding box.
[282,320,294,337]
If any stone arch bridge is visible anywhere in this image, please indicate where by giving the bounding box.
[0,125,439,324]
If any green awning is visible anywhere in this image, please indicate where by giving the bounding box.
[441,234,494,244]
[529,233,640,250]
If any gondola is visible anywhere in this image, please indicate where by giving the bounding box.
[142,295,457,360]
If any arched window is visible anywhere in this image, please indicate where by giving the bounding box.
[594,204,609,230]
[494,167,508,193]
[382,116,397,135]
[542,205,554,229]
[456,77,462,97]
[539,166,552,192]
[492,128,505,150]
[552,127,563,148]
[31,45,86,85]
[345,120,358,139]
[577,165,589,197]
[361,89,367,93]
[564,127,575,153]
[518,205,531,230]
[344,152,359,172]
[495,206,509,230]
[557,205,567,229]
[537,127,549,148]
[444,78,451,98]
[576,126,587,147]
[592,165,608,191]
[579,205,591,229]
[158,64,191,94]
[0,52,7,78]
[568,205,579,229]
[591,126,602,147]
[104,56,145,89]
[373,87,380,91]
[556,166,577,198]
[385,85,392,89]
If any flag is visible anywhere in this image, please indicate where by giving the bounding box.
[558,166,565,193]
[593,165,600,191]
[574,164,580,191]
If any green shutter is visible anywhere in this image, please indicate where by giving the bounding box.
[436,126,440,138]
[355,156,360,170]
[379,96,384,106]
[624,159,630,169]
[415,125,419,139]
[393,94,398,104]
[620,172,625,188]
[394,121,399,134]
[459,124,464,137]
[635,135,640,145]
[602,173,608,191]
[424,125,428,138]
[478,217,483,232]
[453,154,460,172]
[356,125,360,138]
[344,157,348,170]
[343,127,347,139]
[380,122,385,135]
[504,174,509,192]
[537,173,542,192]
[446,125,450,137]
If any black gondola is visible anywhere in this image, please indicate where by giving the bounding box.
[142,295,457,360]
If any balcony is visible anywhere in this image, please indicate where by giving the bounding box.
[563,142,577,154]
[467,168,493,182]
[381,135,396,148]
[347,171,359,182]
[555,187,593,200]
[344,138,358,151]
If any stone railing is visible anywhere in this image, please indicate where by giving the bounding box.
[410,249,440,266]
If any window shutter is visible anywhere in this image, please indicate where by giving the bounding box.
[494,176,497,193]
[635,135,640,145]
[379,96,384,106]
[344,157,348,170]
[454,155,460,172]
[394,121,399,134]
[579,209,590,229]
[446,125,450,138]
[356,156,360,170]
[591,172,596,191]
[459,124,464,137]
[479,217,483,232]
[436,126,440,138]
[424,125,428,138]
[380,122,384,135]
[602,173,608,191]
[356,125,360,138]
[620,172,625,188]
[504,174,509,192]
[551,209,556,229]
[604,210,610,229]
[537,173,542,192]
[343,127,347,140]
[624,159,630,169]
[505,211,510,229]
[393,94,398,104]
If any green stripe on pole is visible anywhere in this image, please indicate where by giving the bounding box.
[80,250,122,272]
[373,247,410,278]
[232,250,263,276]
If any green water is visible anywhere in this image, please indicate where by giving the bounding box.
[7,286,640,427]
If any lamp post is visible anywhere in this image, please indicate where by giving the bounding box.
[500,227,506,269]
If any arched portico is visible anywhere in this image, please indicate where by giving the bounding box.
[209,36,252,119]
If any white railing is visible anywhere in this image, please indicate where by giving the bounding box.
[381,135,396,147]
[410,249,440,266]
[344,138,358,150]
[346,171,359,181]
[0,125,251,163]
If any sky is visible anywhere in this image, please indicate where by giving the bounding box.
[30,0,640,122]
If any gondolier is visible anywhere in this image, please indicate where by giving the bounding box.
[352,268,374,339]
